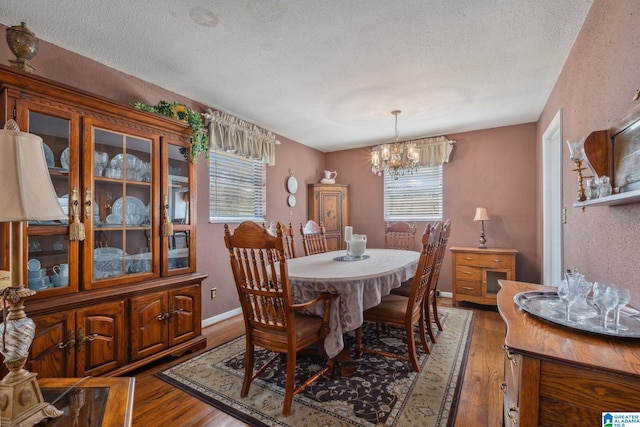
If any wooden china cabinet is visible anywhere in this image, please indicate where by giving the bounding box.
[307,183,349,251]
[0,65,206,378]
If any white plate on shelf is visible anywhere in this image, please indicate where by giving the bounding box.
[111,196,146,226]
[60,147,70,169]
[43,143,54,167]
[58,194,69,216]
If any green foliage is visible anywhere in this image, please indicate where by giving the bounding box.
[133,101,209,163]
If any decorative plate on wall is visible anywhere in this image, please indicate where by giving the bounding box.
[286,175,298,194]
[287,194,296,207]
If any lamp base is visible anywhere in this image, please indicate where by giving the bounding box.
[0,371,63,426]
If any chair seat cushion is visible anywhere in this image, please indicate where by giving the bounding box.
[363,294,408,324]
[253,312,325,341]
[389,278,413,297]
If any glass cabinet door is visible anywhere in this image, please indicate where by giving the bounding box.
[23,106,79,296]
[164,140,194,275]
[85,120,158,289]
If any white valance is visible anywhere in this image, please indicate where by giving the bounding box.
[412,136,455,166]
[204,108,279,166]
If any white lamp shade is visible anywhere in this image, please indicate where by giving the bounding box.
[473,207,490,222]
[0,127,66,221]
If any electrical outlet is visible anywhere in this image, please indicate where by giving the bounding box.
[210,288,217,300]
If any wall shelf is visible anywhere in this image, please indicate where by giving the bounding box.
[573,188,640,208]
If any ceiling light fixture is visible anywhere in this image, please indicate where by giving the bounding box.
[371,110,420,180]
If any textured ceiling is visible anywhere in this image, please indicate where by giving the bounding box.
[0,1,593,152]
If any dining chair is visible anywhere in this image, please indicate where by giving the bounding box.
[355,222,441,372]
[300,220,328,256]
[384,221,417,250]
[265,221,297,259]
[224,221,333,416]
[423,219,451,344]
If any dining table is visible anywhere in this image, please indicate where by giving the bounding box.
[283,248,420,362]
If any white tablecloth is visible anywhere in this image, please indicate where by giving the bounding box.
[284,248,419,358]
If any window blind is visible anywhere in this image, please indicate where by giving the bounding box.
[209,151,266,222]
[384,165,443,221]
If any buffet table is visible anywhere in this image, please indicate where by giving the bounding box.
[498,280,640,427]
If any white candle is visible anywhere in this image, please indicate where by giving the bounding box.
[344,226,353,242]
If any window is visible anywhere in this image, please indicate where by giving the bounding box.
[209,151,266,222]
[384,165,443,221]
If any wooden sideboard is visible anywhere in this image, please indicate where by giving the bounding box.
[450,247,517,306]
[498,281,640,427]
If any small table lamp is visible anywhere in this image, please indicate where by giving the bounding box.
[473,207,490,249]
[0,119,65,426]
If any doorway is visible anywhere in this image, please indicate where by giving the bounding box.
[542,109,563,285]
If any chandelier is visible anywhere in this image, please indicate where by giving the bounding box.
[371,110,420,179]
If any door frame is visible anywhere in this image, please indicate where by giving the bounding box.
[542,109,563,285]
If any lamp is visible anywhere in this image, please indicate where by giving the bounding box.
[473,207,490,249]
[0,120,65,426]
[566,138,592,203]
[371,110,420,180]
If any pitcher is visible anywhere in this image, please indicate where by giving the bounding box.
[350,234,367,258]
[321,170,337,184]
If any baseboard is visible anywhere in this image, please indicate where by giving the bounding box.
[437,291,453,298]
[201,307,242,328]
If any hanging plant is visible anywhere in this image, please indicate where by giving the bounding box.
[133,101,209,163]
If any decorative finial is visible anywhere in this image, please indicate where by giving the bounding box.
[3,119,20,131]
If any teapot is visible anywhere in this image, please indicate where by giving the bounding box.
[321,170,337,184]
[350,234,367,258]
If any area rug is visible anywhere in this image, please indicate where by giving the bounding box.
[157,306,474,427]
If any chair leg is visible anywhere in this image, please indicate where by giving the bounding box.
[282,352,297,416]
[423,301,437,344]
[432,299,443,331]
[406,322,420,372]
[241,342,254,398]
[417,314,431,356]
[355,327,363,358]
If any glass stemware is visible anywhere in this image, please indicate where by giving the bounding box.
[596,286,619,330]
[614,287,631,332]
[557,279,578,322]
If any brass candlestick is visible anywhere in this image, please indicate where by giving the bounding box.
[572,159,588,202]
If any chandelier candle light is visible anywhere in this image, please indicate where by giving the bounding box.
[473,207,490,249]
[0,120,66,426]
[371,110,420,179]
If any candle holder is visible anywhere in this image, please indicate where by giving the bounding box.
[566,139,593,204]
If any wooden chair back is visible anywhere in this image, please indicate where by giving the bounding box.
[265,221,297,259]
[223,221,333,415]
[385,221,418,250]
[300,220,328,255]
[406,222,442,324]
[424,219,451,340]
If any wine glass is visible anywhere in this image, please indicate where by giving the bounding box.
[557,279,578,322]
[614,287,631,332]
[597,286,619,330]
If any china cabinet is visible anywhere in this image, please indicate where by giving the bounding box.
[499,281,640,427]
[0,64,205,377]
[307,183,349,251]
[450,246,517,306]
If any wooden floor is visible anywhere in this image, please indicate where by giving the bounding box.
[129,298,505,426]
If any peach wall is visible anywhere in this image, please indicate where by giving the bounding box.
[327,123,539,294]
[0,20,541,319]
[536,1,640,299]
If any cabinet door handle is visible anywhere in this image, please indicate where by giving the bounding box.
[463,256,473,261]
[502,344,518,366]
[462,286,474,290]
[507,405,519,424]
[463,271,473,275]
[491,258,502,263]
[84,188,92,220]
[500,382,507,393]
[158,311,171,321]
[77,329,98,351]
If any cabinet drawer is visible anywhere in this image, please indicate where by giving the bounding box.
[457,253,513,268]
[455,280,482,296]
[455,265,482,281]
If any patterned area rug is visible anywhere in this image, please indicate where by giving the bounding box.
[157,306,474,427]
